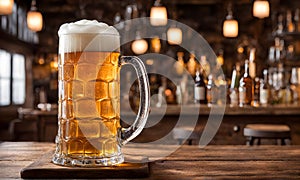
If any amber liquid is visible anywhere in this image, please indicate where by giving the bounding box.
[239,61,253,106]
[56,51,121,158]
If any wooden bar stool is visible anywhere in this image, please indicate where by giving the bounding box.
[243,124,291,145]
[173,127,199,145]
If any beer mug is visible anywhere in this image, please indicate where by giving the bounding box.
[52,20,150,166]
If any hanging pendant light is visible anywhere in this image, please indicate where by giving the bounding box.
[0,0,14,15]
[167,27,182,45]
[27,0,43,32]
[131,31,148,55]
[150,0,167,26]
[223,19,238,37]
[253,0,270,19]
[223,3,238,38]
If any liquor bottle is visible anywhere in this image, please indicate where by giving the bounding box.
[284,75,293,105]
[174,52,185,76]
[268,38,282,66]
[278,39,286,64]
[187,52,198,78]
[162,77,176,105]
[156,77,167,107]
[194,69,207,104]
[273,38,286,65]
[218,78,227,105]
[286,44,295,61]
[277,64,286,104]
[268,46,276,65]
[239,60,253,107]
[180,73,189,105]
[290,67,299,105]
[260,69,270,106]
[275,14,284,34]
[200,55,210,80]
[286,10,295,33]
[249,48,256,79]
[206,74,217,106]
[279,69,292,105]
[248,48,257,106]
[252,77,260,107]
[268,67,277,104]
[176,85,182,105]
[271,67,280,104]
[229,65,240,107]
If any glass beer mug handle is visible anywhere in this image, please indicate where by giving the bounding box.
[119,56,150,145]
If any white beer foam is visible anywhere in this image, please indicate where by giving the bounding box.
[58,20,120,53]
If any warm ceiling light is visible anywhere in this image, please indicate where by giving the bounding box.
[131,31,148,54]
[131,39,148,54]
[27,0,43,32]
[253,0,270,18]
[150,0,167,26]
[223,19,238,37]
[27,11,43,31]
[167,27,182,45]
[223,3,238,38]
[0,0,14,15]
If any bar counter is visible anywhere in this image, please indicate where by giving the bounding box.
[17,104,300,144]
[130,104,300,116]
[129,104,300,145]
[22,104,300,117]
[0,142,299,179]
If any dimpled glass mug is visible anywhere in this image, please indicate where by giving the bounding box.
[52,20,150,166]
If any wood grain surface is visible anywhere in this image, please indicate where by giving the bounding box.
[20,150,149,179]
[0,142,299,179]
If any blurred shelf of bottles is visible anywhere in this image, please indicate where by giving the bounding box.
[127,51,300,109]
[0,3,39,44]
[126,41,300,109]
[272,8,300,63]
[123,50,227,110]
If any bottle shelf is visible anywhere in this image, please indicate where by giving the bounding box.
[122,104,300,116]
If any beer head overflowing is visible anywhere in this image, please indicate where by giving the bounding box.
[58,20,120,53]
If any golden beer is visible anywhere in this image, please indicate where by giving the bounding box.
[57,51,121,159]
[53,20,150,167]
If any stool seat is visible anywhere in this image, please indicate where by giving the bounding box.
[173,127,198,145]
[243,124,291,145]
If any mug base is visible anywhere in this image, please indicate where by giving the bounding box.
[52,154,124,167]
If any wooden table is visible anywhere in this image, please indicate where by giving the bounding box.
[0,142,299,179]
